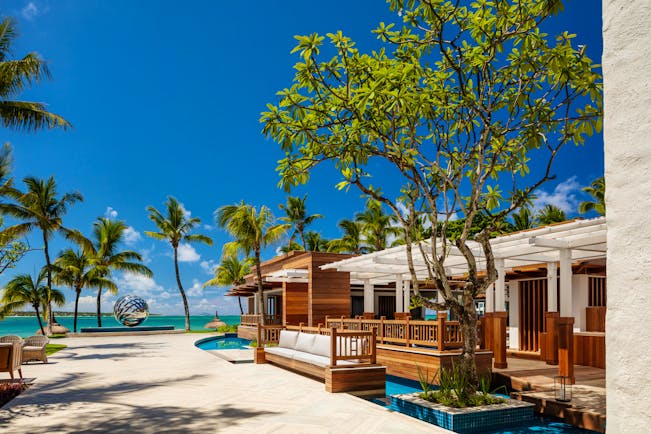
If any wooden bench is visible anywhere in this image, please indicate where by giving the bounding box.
[254,324,386,396]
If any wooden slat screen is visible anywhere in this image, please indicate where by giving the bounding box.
[518,279,548,352]
[589,276,607,307]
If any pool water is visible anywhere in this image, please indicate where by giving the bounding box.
[373,375,598,433]
[195,335,251,350]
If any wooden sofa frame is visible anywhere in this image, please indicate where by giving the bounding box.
[254,324,386,395]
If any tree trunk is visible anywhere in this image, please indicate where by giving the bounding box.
[174,246,191,332]
[34,304,45,336]
[74,288,81,333]
[238,297,243,315]
[97,286,103,327]
[42,232,53,335]
[459,289,479,395]
[254,248,267,325]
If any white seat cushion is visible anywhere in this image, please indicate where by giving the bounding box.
[310,334,331,358]
[278,330,299,349]
[264,347,298,359]
[294,333,316,353]
[293,351,331,367]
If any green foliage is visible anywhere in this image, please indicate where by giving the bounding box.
[536,204,567,225]
[279,194,322,250]
[45,343,67,356]
[0,17,70,132]
[217,324,238,333]
[579,176,605,215]
[419,364,507,408]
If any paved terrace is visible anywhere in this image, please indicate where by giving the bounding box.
[0,333,444,433]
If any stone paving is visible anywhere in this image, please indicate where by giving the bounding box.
[0,333,446,433]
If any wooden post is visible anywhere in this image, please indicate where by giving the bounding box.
[380,316,386,344]
[257,322,262,347]
[545,311,560,365]
[254,323,266,363]
[299,322,304,332]
[492,311,508,369]
[330,326,337,366]
[483,312,494,352]
[437,311,447,352]
[558,317,575,383]
[405,316,411,347]
[370,327,377,364]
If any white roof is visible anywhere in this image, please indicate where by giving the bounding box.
[321,217,607,285]
[264,268,309,283]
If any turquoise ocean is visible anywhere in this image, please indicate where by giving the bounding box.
[0,315,241,337]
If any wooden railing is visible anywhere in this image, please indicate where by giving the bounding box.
[240,314,282,326]
[256,323,377,366]
[324,314,464,351]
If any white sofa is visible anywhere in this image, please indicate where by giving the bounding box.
[264,330,358,368]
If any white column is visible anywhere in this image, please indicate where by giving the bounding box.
[508,281,520,349]
[363,279,374,313]
[403,279,411,313]
[559,248,573,317]
[547,261,558,312]
[486,283,495,313]
[395,275,403,313]
[495,258,506,312]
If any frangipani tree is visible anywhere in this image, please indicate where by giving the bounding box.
[262,0,601,390]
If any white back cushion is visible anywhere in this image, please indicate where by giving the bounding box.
[311,334,331,358]
[294,332,316,353]
[278,330,299,349]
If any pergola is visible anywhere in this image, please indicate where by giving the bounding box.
[321,217,607,318]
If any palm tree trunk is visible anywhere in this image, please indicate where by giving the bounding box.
[34,304,45,336]
[42,231,53,335]
[174,246,191,332]
[74,288,81,333]
[238,297,243,315]
[96,285,103,327]
[254,248,267,325]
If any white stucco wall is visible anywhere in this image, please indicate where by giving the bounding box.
[508,281,519,350]
[604,0,651,430]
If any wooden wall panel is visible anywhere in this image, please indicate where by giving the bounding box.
[573,332,606,368]
[585,306,607,332]
[309,267,351,326]
[283,282,309,325]
[519,279,548,352]
[589,276,607,307]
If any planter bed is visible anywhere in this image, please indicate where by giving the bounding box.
[390,392,535,433]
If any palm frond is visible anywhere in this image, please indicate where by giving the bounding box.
[0,101,71,131]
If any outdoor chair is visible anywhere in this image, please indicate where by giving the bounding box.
[0,335,24,346]
[23,336,49,364]
[0,342,23,380]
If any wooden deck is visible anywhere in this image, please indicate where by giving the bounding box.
[494,357,606,432]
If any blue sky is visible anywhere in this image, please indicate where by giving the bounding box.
[1,0,603,316]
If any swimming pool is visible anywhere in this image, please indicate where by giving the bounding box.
[374,375,598,433]
[195,334,251,350]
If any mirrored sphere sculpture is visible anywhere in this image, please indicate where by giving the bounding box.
[114,295,149,327]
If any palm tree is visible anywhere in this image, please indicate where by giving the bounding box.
[536,204,567,226]
[90,218,152,327]
[53,248,116,332]
[512,206,535,231]
[0,269,64,335]
[279,195,322,249]
[0,176,82,334]
[279,240,303,253]
[146,197,212,331]
[579,176,605,215]
[0,18,70,132]
[327,219,367,254]
[203,255,252,315]
[305,231,329,252]
[355,199,400,252]
[216,201,287,324]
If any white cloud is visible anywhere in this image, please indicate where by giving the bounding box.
[114,271,164,298]
[140,245,155,264]
[203,224,214,231]
[105,206,118,219]
[21,2,41,20]
[159,291,172,299]
[123,226,142,246]
[533,176,582,213]
[186,279,204,297]
[177,243,200,262]
[200,259,217,275]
